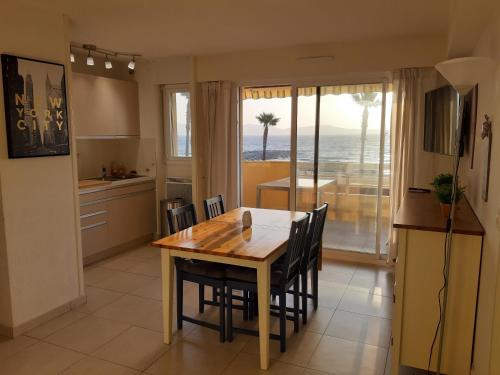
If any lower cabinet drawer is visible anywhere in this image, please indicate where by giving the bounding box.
[81,221,109,257]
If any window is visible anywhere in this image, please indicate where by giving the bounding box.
[164,86,191,159]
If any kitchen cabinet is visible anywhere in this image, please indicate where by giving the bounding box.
[72,73,140,137]
[79,180,155,264]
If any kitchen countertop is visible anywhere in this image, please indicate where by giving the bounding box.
[79,176,155,194]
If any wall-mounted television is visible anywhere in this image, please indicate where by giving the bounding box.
[423,85,460,155]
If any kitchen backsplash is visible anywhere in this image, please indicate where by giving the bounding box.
[76,138,157,180]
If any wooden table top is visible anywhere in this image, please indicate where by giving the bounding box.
[393,191,484,236]
[211,207,306,229]
[152,208,308,261]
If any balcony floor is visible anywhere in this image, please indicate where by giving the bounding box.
[322,217,390,255]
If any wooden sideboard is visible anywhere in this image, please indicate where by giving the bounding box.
[392,191,484,374]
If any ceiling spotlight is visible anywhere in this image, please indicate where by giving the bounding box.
[70,52,75,63]
[86,50,94,66]
[105,55,112,69]
[128,56,135,70]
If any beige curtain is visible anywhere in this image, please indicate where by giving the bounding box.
[194,81,239,218]
[388,68,424,262]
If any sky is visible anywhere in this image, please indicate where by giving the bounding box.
[173,90,393,137]
[242,92,393,136]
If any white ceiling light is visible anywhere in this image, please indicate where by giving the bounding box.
[128,56,135,70]
[435,57,498,95]
[86,50,94,66]
[105,55,112,69]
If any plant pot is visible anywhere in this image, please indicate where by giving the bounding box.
[440,203,451,218]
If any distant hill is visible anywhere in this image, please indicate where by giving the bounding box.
[243,124,379,136]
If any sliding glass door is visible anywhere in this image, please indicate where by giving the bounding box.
[240,83,392,259]
[295,84,392,258]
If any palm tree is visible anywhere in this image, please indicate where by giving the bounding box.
[180,92,191,157]
[256,112,280,160]
[351,93,381,165]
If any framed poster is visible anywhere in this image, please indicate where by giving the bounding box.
[1,54,70,158]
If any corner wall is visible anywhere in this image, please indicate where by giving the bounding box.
[0,4,82,332]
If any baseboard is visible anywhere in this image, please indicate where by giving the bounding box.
[0,294,87,338]
[83,234,153,266]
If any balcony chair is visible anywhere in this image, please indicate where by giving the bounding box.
[167,203,227,342]
[225,213,310,352]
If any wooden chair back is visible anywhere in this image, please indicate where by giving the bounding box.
[167,203,198,234]
[204,195,225,220]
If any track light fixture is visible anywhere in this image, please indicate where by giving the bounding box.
[86,50,94,66]
[70,42,140,72]
[105,55,112,70]
[128,56,135,70]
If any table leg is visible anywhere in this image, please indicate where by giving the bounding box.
[257,261,271,370]
[161,250,174,344]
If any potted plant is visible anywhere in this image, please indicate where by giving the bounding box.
[431,173,465,217]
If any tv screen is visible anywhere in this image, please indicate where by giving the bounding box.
[424,85,460,155]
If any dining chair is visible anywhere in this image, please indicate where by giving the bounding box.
[300,203,328,324]
[203,194,225,220]
[167,203,227,342]
[225,213,310,352]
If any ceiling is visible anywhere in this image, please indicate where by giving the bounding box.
[24,0,451,58]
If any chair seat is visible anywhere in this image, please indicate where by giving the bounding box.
[176,259,226,279]
[225,266,283,286]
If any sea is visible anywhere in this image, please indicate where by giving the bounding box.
[175,133,390,164]
[243,134,390,164]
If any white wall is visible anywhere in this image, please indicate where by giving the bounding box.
[458,5,500,374]
[0,4,82,330]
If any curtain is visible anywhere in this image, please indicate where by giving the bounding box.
[388,68,424,262]
[194,81,239,218]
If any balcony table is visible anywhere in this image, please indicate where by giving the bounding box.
[152,207,307,370]
[256,177,336,209]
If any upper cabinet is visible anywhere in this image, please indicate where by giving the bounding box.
[71,73,140,137]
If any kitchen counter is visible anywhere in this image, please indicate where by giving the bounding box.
[79,176,155,194]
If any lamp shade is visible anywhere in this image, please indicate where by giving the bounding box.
[435,57,497,94]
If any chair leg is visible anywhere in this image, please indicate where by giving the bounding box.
[253,292,258,316]
[293,278,300,333]
[227,286,233,342]
[198,284,205,313]
[312,260,319,310]
[243,291,249,321]
[248,292,254,321]
[176,271,183,330]
[301,270,308,324]
[212,286,218,303]
[279,291,286,353]
[219,286,225,343]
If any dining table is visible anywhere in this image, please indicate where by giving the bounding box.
[152,207,307,370]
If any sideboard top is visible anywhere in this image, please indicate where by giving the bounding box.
[393,191,484,236]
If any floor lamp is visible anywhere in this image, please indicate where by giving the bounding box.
[433,57,497,375]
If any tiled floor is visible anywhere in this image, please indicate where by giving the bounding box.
[0,243,395,375]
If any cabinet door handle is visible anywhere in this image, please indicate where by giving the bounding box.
[81,221,107,231]
[80,210,107,219]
